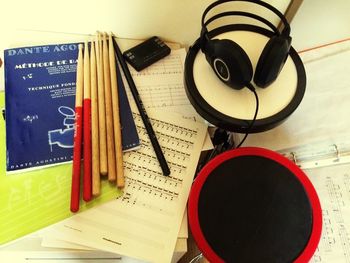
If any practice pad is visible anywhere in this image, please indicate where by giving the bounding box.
[188,147,322,263]
[184,25,306,133]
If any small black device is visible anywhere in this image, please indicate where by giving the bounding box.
[123,36,171,71]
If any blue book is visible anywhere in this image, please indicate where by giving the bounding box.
[4,43,139,172]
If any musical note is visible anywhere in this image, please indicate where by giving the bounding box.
[22,73,33,80]
[129,53,183,77]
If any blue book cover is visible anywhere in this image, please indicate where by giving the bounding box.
[4,43,139,172]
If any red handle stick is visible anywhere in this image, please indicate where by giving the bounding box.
[71,44,84,213]
[83,41,92,202]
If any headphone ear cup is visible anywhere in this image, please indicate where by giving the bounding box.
[254,35,292,88]
[205,39,253,90]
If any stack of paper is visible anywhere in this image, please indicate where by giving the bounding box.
[39,48,209,262]
[42,107,208,262]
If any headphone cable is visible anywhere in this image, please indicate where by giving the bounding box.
[234,83,259,148]
[195,84,259,175]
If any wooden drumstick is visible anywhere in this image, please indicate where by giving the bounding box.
[96,32,108,176]
[83,41,92,202]
[108,33,124,188]
[102,32,117,182]
[90,40,100,196]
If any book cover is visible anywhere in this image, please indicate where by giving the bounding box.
[116,60,140,151]
[4,43,139,172]
[0,91,124,246]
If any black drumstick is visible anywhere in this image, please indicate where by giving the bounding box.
[111,35,171,176]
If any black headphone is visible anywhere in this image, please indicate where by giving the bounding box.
[200,0,292,90]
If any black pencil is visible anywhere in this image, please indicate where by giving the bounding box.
[111,35,171,176]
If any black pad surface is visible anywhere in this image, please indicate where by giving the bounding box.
[197,155,313,263]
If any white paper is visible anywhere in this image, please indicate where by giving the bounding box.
[307,164,350,263]
[243,42,350,150]
[43,110,207,263]
[0,251,136,263]
[41,212,188,250]
[0,231,142,263]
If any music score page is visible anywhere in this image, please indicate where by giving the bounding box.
[43,109,208,263]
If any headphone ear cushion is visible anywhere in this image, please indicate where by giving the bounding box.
[254,36,291,88]
[205,39,253,90]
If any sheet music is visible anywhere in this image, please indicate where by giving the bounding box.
[122,48,212,151]
[307,164,350,263]
[124,48,200,119]
[42,110,208,263]
[244,42,350,150]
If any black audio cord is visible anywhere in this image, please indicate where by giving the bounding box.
[194,128,230,177]
[234,83,259,148]
[194,84,259,177]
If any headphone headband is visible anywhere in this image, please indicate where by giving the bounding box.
[205,11,279,34]
[201,0,290,47]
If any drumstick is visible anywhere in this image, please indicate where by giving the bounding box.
[112,35,171,176]
[82,41,92,202]
[90,40,101,196]
[71,44,84,213]
[102,32,117,182]
[96,32,108,176]
[108,33,124,188]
